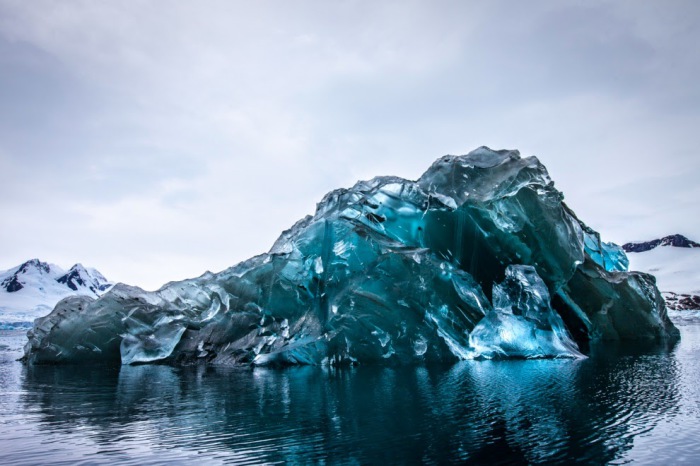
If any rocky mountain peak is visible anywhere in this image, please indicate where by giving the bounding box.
[622,234,700,253]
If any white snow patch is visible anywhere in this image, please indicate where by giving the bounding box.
[627,247,700,295]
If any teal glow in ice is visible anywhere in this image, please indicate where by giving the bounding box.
[23,147,679,366]
[468,265,583,359]
[583,229,629,272]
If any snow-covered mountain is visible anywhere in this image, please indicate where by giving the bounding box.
[623,234,700,253]
[0,259,112,326]
[625,235,700,311]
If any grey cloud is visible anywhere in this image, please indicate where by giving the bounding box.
[0,0,699,289]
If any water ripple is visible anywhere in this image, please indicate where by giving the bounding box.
[0,327,699,464]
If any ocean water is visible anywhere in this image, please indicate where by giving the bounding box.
[1,317,699,465]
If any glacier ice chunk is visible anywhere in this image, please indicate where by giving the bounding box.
[22,147,679,366]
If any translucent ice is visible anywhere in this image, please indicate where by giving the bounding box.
[468,265,583,359]
[23,147,679,366]
[583,227,629,272]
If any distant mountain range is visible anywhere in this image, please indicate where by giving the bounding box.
[0,259,112,327]
[623,234,700,253]
[625,234,700,311]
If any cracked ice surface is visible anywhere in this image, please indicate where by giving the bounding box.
[23,147,679,366]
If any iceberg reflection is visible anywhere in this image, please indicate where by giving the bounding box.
[16,338,680,464]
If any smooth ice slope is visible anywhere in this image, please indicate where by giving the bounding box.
[23,148,679,366]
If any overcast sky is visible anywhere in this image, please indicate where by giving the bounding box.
[1,0,699,290]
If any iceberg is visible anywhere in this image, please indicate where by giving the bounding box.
[22,147,679,366]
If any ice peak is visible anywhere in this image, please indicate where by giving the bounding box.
[1,259,54,293]
[17,259,51,275]
[56,263,111,293]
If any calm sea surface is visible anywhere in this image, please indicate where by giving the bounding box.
[1,314,700,465]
